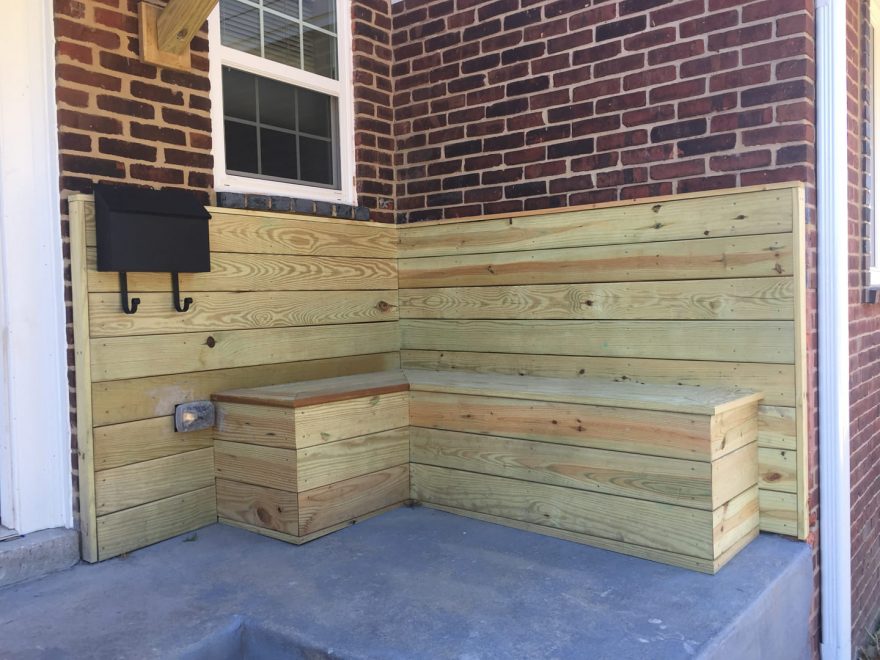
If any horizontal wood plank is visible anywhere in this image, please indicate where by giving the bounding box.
[401,319,794,364]
[398,187,794,257]
[215,478,298,536]
[87,249,398,292]
[95,448,214,515]
[97,486,216,560]
[92,352,400,426]
[89,290,399,337]
[85,206,397,258]
[90,322,401,381]
[758,490,798,535]
[94,416,213,471]
[298,464,410,535]
[213,403,297,448]
[297,428,410,491]
[213,440,297,492]
[412,464,714,558]
[295,391,410,448]
[411,427,714,508]
[758,447,797,493]
[400,350,796,407]
[400,278,793,321]
[399,234,794,288]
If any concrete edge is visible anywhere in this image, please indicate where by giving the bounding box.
[0,527,80,588]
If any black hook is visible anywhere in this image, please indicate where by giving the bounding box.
[119,272,140,315]
[171,272,192,313]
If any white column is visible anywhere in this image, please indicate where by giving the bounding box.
[815,0,852,658]
[0,0,72,534]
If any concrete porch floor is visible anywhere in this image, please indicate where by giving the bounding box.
[0,507,811,659]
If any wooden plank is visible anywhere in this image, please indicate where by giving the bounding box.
[297,428,410,491]
[757,405,798,450]
[399,278,793,321]
[213,440,297,492]
[712,485,760,557]
[399,233,795,288]
[398,187,794,257]
[297,464,409,536]
[97,486,216,560]
[758,447,797,493]
[758,490,799,535]
[406,369,762,416]
[84,204,397,258]
[215,478,298,536]
[138,1,190,70]
[213,403,297,448]
[295,391,410,448]
[401,319,794,364]
[711,443,759,509]
[69,198,99,562]
[87,249,398,292]
[95,448,214,515]
[400,350,796,407]
[92,352,400,426]
[94,416,213,471]
[410,391,717,461]
[412,464,714,558]
[410,427,715,508]
[791,186,809,539]
[155,0,217,53]
[90,321,401,381]
[213,371,408,409]
[89,290,399,337]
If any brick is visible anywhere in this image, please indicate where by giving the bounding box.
[677,133,737,157]
[649,79,705,103]
[56,40,93,65]
[650,119,707,143]
[549,174,595,193]
[60,154,124,178]
[504,146,546,165]
[130,80,184,105]
[505,181,547,198]
[508,76,550,96]
[597,129,647,150]
[707,23,773,51]
[56,86,90,108]
[97,94,155,120]
[596,15,646,42]
[57,109,123,135]
[741,80,813,107]
[709,150,773,171]
[58,132,92,152]
[162,107,211,131]
[98,137,156,161]
[709,65,771,92]
[165,148,213,169]
[130,122,187,146]
[99,51,156,79]
[680,10,739,38]
[55,17,120,49]
[486,98,529,118]
[57,63,121,92]
[594,53,646,78]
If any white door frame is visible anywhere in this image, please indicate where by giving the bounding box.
[0,0,72,534]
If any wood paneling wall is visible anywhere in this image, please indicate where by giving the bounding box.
[70,196,401,561]
[397,183,808,539]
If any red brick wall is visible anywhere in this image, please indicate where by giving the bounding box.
[851,0,880,650]
[391,0,816,222]
[353,0,396,222]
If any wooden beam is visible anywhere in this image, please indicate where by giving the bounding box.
[157,0,218,54]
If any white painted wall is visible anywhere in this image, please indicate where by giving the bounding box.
[0,0,73,534]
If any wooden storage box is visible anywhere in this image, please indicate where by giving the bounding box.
[211,372,410,543]
[407,370,762,574]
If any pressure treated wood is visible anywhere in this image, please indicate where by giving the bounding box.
[216,479,299,536]
[399,234,794,289]
[94,416,213,471]
[155,0,217,53]
[399,278,793,321]
[297,428,410,491]
[294,391,410,447]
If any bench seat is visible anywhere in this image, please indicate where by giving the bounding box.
[212,368,762,573]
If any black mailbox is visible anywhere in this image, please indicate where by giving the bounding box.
[94,184,212,314]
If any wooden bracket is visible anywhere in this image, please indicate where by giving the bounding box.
[139,0,219,72]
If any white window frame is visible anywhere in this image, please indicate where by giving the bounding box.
[869,0,880,287]
[208,1,356,204]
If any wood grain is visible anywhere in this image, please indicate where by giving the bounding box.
[215,478,298,536]
[95,448,214,515]
[295,391,410,448]
[398,187,793,257]
[89,290,399,337]
[401,319,794,364]
[94,415,213,471]
[213,440,297,492]
[213,403,297,448]
[90,322,401,381]
[399,233,794,288]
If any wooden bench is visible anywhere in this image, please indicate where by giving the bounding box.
[407,369,762,574]
[211,369,761,573]
[211,371,411,543]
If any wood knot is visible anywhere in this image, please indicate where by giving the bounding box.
[652,204,662,213]
[205,336,216,348]
[765,472,782,482]
[376,300,394,312]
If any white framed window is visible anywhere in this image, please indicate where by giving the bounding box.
[869,0,880,287]
[208,0,355,204]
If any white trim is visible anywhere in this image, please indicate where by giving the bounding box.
[869,0,880,288]
[0,0,72,534]
[208,1,356,204]
[816,0,852,659]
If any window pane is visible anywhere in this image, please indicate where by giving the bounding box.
[302,0,336,32]
[303,28,337,79]
[260,128,298,180]
[220,0,261,57]
[259,77,297,130]
[263,13,301,68]
[222,67,256,121]
[225,121,259,174]
[297,88,331,137]
[264,0,298,19]
[299,136,333,185]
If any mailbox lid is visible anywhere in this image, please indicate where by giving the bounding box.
[94,184,211,273]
